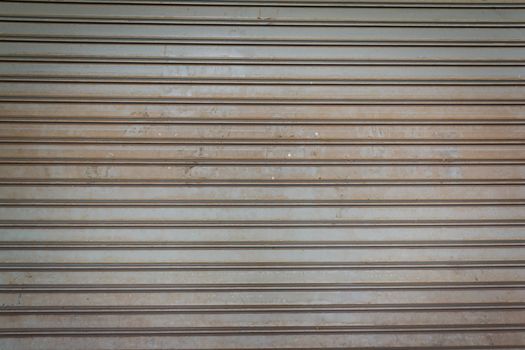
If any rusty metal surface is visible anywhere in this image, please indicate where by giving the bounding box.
[0,0,524,348]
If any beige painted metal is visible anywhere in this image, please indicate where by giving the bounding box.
[0,0,525,348]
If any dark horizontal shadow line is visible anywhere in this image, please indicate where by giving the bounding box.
[1,219,525,228]
[2,324,525,337]
[3,16,525,28]
[3,77,525,86]
[3,159,525,166]
[2,199,525,207]
[2,118,525,126]
[1,240,525,249]
[1,56,525,66]
[1,260,524,271]
[3,302,525,314]
[2,138,525,146]
[2,180,524,186]
[5,0,525,8]
[2,281,525,293]
[1,183,523,189]
[1,97,524,106]
[47,347,525,350]
[3,36,525,47]
[93,347,525,350]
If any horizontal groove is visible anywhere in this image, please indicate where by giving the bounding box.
[2,76,525,85]
[2,138,525,146]
[2,281,525,292]
[2,347,514,350]
[1,219,525,228]
[91,348,525,350]
[1,179,524,186]
[1,260,524,271]
[2,199,524,207]
[2,35,525,47]
[2,117,525,126]
[3,159,525,166]
[1,55,524,66]
[24,347,521,350]
[3,302,525,314]
[1,97,524,105]
[29,345,522,350]
[5,0,525,8]
[2,324,525,336]
[2,16,525,28]
[1,240,525,249]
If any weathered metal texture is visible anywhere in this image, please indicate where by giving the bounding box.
[0,0,524,349]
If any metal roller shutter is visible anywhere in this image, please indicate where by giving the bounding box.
[0,0,524,348]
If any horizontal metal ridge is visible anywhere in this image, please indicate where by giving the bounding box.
[2,281,524,292]
[1,55,524,66]
[1,179,524,186]
[2,199,524,207]
[2,138,524,145]
[2,16,525,27]
[19,347,520,350]
[45,347,525,350]
[52,345,523,350]
[3,302,525,314]
[3,159,525,166]
[2,117,524,125]
[2,324,525,336]
[1,240,524,249]
[2,35,525,47]
[1,260,524,271]
[1,219,524,228]
[3,76,525,85]
[73,347,525,350]
[4,0,525,9]
[2,97,525,105]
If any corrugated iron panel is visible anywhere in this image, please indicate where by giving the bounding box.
[0,0,524,348]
